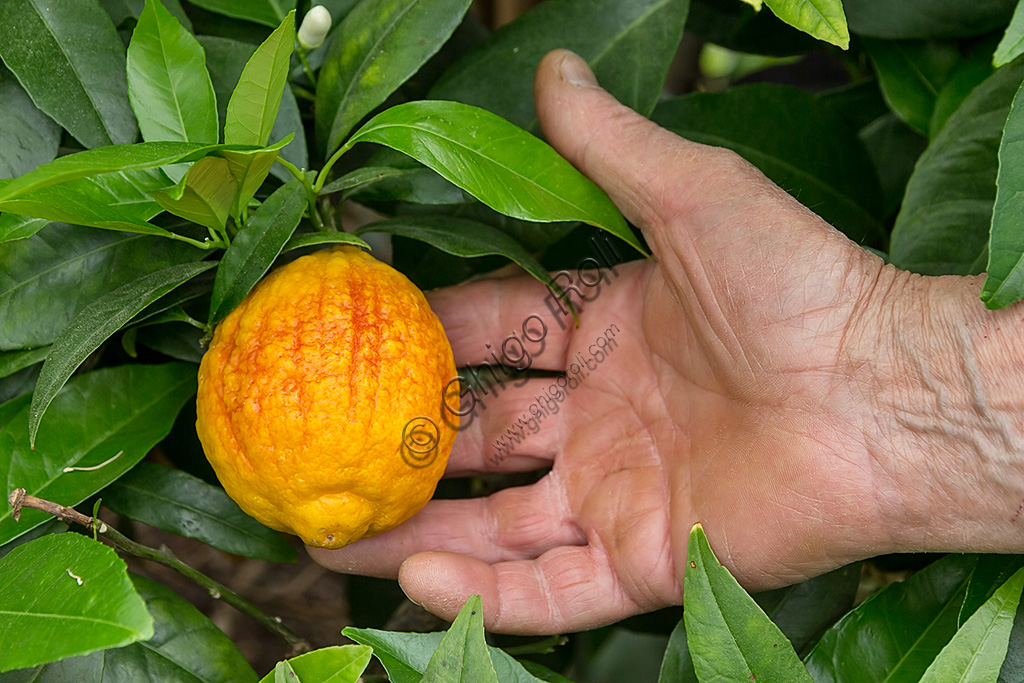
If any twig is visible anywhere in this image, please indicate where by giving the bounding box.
[8,488,311,655]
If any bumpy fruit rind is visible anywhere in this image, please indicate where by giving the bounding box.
[196,246,459,548]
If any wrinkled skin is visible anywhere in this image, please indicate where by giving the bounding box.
[310,50,1024,634]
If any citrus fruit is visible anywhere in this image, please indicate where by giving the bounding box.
[195,246,459,549]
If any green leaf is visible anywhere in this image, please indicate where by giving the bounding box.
[2,168,173,235]
[890,59,1024,276]
[185,0,296,27]
[0,519,63,562]
[357,216,554,289]
[683,523,813,682]
[658,564,860,683]
[686,0,819,57]
[224,11,295,147]
[200,36,307,179]
[843,0,1017,39]
[0,215,50,243]
[0,225,206,349]
[219,134,293,220]
[0,363,197,545]
[983,74,1024,308]
[0,66,60,179]
[0,0,137,148]
[319,166,406,196]
[805,554,980,682]
[420,596,498,683]
[344,167,473,206]
[921,567,1024,681]
[996,2,1024,66]
[315,0,473,155]
[103,461,296,563]
[0,533,153,673]
[283,232,371,253]
[930,47,996,137]
[0,348,49,381]
[153,156,238,230]
[761,0,848,48]
[651,84,885,244]
[863,38,961,135]
[127,0,219,145]
[27,261,216,444]
[258,646,373,683]
[430,0,690,130]
[343,626,550,683]
[960,556,1024,626]
[209,179,307,323]
[3,573,258,682]
[344,101,641,254]
[100,0,193,31]
[0,141,228,205]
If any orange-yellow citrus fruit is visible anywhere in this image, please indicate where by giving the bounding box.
[196,246,458,549]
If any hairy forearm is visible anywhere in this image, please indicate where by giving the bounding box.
[863,269,1024,554]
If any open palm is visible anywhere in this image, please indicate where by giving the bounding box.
[310,51,1005,634]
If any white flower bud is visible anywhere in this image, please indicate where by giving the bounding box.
[298,6,332,50]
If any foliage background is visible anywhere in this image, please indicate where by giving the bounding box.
[4,0,1024,680]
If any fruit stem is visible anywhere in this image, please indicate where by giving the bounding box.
[7,488,312,656]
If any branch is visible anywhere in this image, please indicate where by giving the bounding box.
[8,488,311,655]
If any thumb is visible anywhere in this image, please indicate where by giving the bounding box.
[533,50,841,264]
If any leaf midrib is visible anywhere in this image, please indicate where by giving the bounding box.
[0,370,194,527]
[355,121,598,222]
[27,0,114,145]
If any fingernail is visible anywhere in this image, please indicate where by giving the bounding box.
[559,51,598,88]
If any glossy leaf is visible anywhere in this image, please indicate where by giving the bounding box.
[315,0,472,155]
[0,225,205,349]
[0,141,226,205]
[127,0,218,145]
[843,0,1017,39]
[200,35,307,179]
[431,0,689,130]
[805,554,979,682]
[345,167,472,205]
[960,555,1024,626]
[921,567,1024,681]
[983,74,1024,308]
[683,524,812,682]
[4,573,258,682]
[2,168,172,235]
[761,0,848,48]
[343,626,549,683]
[890,59,1024,276]
[186,0,296,27]
[219,134,293,219]
[358,216,553,288]
[0,363,197,545]
[100,0,193,30]
[0,215,49,243]
[224,11,295,147]
[0,66,60,179]
[930,49,996,137]
[153,156,238,230]
[652,84,885,244]
[209,179,307,323]
[257,646,373,683]
[283,232,371,253]
[864,38,960,135]
[0,0,137,148]
[344,101,641,254]
[103,461,296,563]
[319,166,406,196]
[659,564,860,682]
[0,533,153,673]
[28,261,216,445]
[0,519,63,562]
[0,348,48,381]
[996,2,1024,66]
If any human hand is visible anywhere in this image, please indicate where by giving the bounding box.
[310,50,1024,634]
